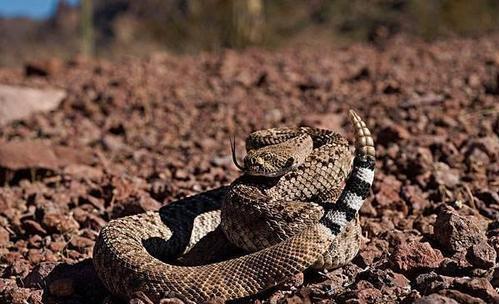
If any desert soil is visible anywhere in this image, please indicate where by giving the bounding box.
[0,35,498,303]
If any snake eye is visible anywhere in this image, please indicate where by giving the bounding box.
[263,153,272,161]
[285,157,295,167]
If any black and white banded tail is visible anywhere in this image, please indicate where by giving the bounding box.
[320,110,376,235]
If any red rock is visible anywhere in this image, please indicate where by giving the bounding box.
[0,192,11,213]
[81,228,97,240]
[28,234,43,248]
[401,185,428,213]
[432,162,460,188]
[0,226,9,245]
[4,258,31,277]
[66,249,83,260]
[402,92,444,107]
[357,268,410,298]
[149,179,173,202]
[53,146,95,167]
[377,123,411,145]
[414,272,452,295]
[43,258,105,299]
[48,240,66,252]
[475,190,499,206]
[439,252,472,273]
[63,164,103,181]
[434,206,487,252]
[363,219,395,237]
[85,212,107,230]
[110,192,162,219]
[401,146,434,182]
[174,169,190,180]
[27,249,44,264]
[466,243,497,269]
[392,272,411,290]
[69,236,94,250]
[2,251,21,264]
[23,262,58,288]
[414,294,458,304]
[468,136,499,160]
[42,212,79,234]
[301,112,344,135]
[0,140,59,171]
[439,289,487,304]
[452,277,499,303]
[348,66,370,81]
[413,214,436,236]
[22,219,48,235]
[284,295,305,304]
[392,241,444,272]
[110,177,141,201]
[72,205,106,229]
[430,140,462,165]
[468,74,481,88]
[325,264,362,293]
[72,207,88,224]
[0,140,93,172]
[374,174,402,208]
[102,134,127,152]
[357,287,383,303]
[356,239,389,267]
[467,147,490,166]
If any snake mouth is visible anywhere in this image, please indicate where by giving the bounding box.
[245,169,287,178]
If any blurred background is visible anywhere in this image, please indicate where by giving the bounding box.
[1,0,499,67]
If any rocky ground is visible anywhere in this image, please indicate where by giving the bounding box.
[0,35,498,303]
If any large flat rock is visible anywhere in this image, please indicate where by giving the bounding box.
[0,140,95,171]
[0,84,66,126]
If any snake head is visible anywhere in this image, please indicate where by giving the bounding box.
[231,132,313,177]
[243,149,298,177]
[231,139,297,177]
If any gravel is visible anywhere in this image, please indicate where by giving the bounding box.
[0,35,498,303]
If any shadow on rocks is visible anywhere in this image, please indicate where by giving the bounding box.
[41,259,108,304]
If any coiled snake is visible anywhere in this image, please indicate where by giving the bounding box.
[93,110,376,303]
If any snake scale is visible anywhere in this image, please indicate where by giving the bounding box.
[93,110,376,303]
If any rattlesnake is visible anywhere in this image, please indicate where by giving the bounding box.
[93,110,376,303]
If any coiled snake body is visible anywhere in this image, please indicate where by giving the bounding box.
[93,110,376,303]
